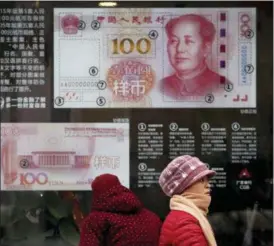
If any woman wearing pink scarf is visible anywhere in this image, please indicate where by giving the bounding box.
[158,155,217,246]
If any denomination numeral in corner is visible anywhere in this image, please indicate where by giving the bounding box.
[20,172,48,185]
[112,38,151,55]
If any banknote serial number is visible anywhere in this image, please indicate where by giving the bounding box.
[60,81,98,88]
[240,45,248,84]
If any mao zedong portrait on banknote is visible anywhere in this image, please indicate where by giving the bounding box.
[161,14,230,99]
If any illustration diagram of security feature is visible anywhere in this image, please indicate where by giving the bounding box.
[54,8,256,108]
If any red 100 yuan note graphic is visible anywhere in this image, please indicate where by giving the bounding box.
[1,123,129,191]
[53,8,256,108]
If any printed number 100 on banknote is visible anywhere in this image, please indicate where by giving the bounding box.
[53,8,256,108]
[1,123,129,191]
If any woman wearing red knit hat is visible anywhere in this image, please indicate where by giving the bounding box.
[158,155,217,246]
[79,173,162,246]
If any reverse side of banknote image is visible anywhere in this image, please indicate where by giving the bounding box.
[53,8,256,108]
[0,123,129,191]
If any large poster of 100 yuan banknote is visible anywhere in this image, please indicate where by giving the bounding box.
[53,8,256,108]
[1,123,129,191]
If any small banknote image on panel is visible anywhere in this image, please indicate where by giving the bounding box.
[1,123,130,191]
[53,8,256,108]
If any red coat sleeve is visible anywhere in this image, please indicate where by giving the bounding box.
[78,212,108,246]
[174,219,208,246]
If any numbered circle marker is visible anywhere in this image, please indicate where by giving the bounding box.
[97,80,107,90]
[78,20,86,30]
[55,96,64,106]
[169,122,178,131]
[205,94,214,103]
[91,20,100,30]
[224,82,234,92]
[138,123,146,132]
[244,64,254,74]
[96,96,106,106]
[232,122,240,131]
[138,163,147,172]
[201,123,210,131]
[244,29,254,39]
[89,66,99,76]
[20,159,29,168]
[148,30,158,40]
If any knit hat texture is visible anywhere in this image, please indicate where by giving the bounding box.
[92,173,121,196]
[159,155,216,197]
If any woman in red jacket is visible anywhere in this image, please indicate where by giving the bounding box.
[158,155,217,246]
[79,173,162,246]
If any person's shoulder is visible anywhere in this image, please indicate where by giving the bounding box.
[82,211,109,225]
[162,210,197,228]
[170,211,204,235]
[140,208,162,223]
[168,210,198,222]
[161,210,201,240]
